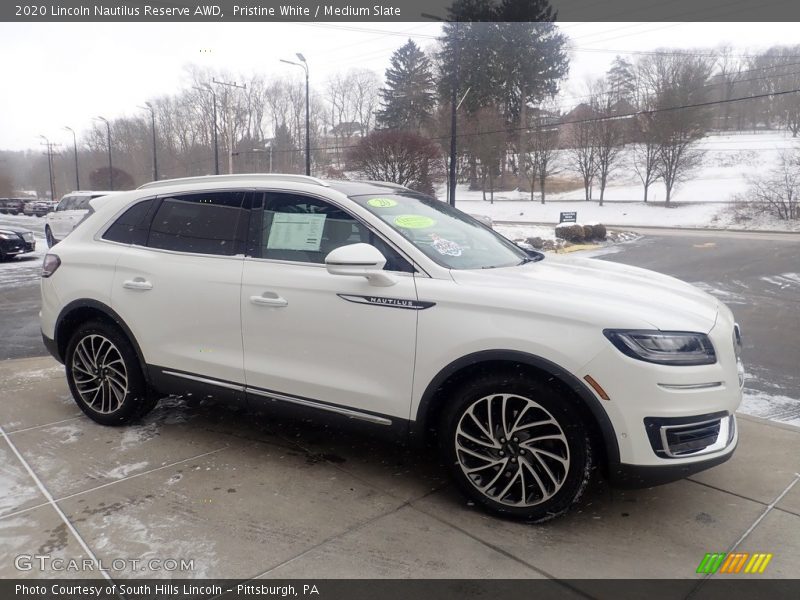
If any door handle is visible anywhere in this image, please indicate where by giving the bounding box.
[250,293,288,307]
[122,278,153,291]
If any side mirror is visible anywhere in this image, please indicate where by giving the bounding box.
[325,243,396,287]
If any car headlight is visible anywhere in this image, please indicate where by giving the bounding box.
[0,231,19,240]
[603,329,716,366]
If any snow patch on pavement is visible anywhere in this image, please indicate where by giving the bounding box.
[107,461,150,480]
[738,388,800,428]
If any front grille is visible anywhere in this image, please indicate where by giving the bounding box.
[662,421,721,456]
[644,411,734,458]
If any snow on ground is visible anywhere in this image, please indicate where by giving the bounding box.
[739,388,800,428]
[449,130,800,230]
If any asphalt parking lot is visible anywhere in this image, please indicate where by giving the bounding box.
[1,355,799,585]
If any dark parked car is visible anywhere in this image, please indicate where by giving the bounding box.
[23,200,55,217]
[0,225,36,260]
[0,198,26,215]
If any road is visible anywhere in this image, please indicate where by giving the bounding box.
[1,215,798,422]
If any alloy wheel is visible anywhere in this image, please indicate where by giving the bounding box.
[455,393,570,507]
[71,334,129,414]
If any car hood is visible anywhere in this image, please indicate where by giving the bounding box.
[450,254,720,333]
[0,225,33,234]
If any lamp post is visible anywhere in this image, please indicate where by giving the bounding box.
[63,126,80,190]
[280,53,310,176]
[193,85,219,175]
[94,116,113,190]
[38,134,56,202]
[139,102,158,181]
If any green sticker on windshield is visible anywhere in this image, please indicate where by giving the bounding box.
[367,197,398,208]
[394,214,436,229]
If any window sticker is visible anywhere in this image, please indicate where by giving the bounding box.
[430,233,463,257]
[367,197,398,208]
[267,212,327,251]
[394,214,436,229]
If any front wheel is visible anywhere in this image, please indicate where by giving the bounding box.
[440,373,593,522]
[65,321,158,425]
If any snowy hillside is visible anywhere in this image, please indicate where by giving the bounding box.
[448,131,800,230]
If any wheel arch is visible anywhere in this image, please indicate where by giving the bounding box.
[410,350,620,466]
[54,299,150,385]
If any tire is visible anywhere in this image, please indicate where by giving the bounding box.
[45,226,56,248]
[439,372,593,522]
[65,320,158,425]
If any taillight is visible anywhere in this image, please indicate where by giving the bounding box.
[42,254,61,278]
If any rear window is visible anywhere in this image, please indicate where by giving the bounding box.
[74,197,92,210]
[146,192,246,256]
[102,199,155,245]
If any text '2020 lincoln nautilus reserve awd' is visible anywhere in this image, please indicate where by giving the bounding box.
[39,174,744,521]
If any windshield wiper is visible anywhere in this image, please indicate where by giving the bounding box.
[517,253,544,265]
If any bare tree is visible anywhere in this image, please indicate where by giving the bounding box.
[463,106,506,203]
[523,112,561,203]
[745,149,800,220]
[639,52,714,202]
[565,104,598,201]
[590,82,626,206]
[347,129,441,194]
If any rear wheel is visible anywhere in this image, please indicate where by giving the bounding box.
[65,320,158,425]
[440,372,593,522]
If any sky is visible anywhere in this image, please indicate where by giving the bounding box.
[1,21,798,151]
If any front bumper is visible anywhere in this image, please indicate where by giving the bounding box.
[0,237,35,256]
[608,439,737,488]
[579,308,742,472]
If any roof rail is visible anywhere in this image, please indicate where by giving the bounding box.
[137,173,330,190]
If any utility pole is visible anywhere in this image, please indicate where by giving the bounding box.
[193,85,220,175]
[38,135,60,202]
[94,116,113,190]
[63,127,80,190]
[213,78,247,174]
[280,54,311,175]
[422,14,459,206]
[139,102,158,181]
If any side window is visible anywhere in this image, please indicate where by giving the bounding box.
[147,191,246,256]
[102,199,155,245]
[74,197,92,211]
[57,197,73,211]
[253,193,413,272]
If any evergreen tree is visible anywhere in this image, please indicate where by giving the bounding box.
[607,56,636,104]
[376,40,436,132]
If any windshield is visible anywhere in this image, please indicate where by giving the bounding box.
[350,192,529,270]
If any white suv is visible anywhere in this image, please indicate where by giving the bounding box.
[45,191,116,247]
[40,174,743,521]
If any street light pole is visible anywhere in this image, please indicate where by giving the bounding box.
[63,127,80,191]
[38,135,56,202]
[212,78,247,174]
[94,116,113,190]
[193,85,220,175]
[139,102,158,181]
[280,54,311,176]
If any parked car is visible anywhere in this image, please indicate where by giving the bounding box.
[23,200,55,217]
[39,174,743,521]
[45,191,116,247]
[0,225,36,260]
[0,198,26,215]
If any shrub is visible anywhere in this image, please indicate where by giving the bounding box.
[591,223,607,240]
[555,223,584,242]
[582,225,594,239]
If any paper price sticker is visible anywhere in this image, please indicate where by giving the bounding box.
[394,215,436,229]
